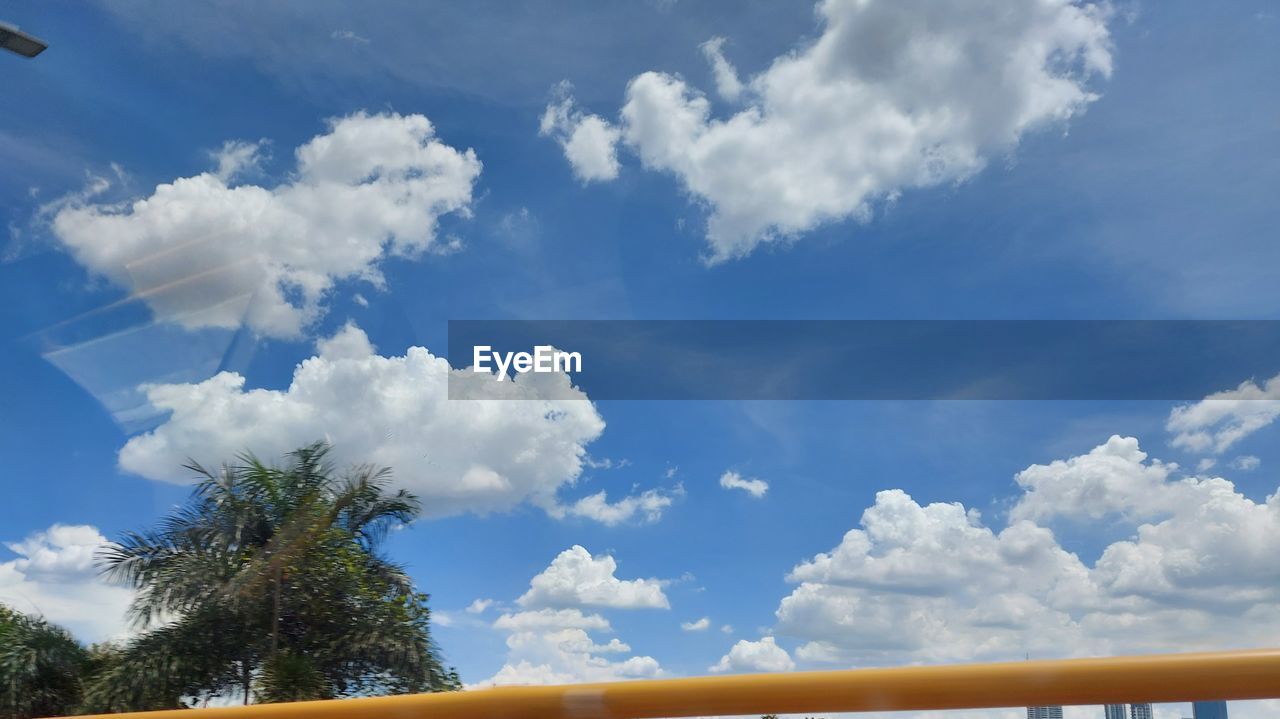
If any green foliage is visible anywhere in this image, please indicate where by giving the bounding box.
[0,605,91,719]
[90,442,459,708]
[76,640,191,714]
[256,652,326,703]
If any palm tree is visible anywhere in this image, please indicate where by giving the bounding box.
[0,605,90,719]
[91,442,458,707]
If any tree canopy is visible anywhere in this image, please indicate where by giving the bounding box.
[87,442,458,708]
[0,606,91,718]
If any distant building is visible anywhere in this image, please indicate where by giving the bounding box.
[1028,707,1064,719]
[1192,700,1228,719]
[1103,702,1153,719]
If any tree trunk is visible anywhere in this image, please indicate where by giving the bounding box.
[243,657,252,705]
[271,564,282,657]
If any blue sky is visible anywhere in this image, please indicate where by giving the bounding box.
[2,2,1280,717]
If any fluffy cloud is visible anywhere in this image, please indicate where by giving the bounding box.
[719,470,768,498]
[546,0,1113,261]
[681,617,711,632]
[699,37,743,102]
[1167,372,1280,454]
[1010,435,1180,522]
[710,636,795,673]
[517,546,669,610]
[1232,455,1262,471]
[772,438,1280,668]
[779,491,1098,666]
[466,598,494,614]
[0,525,133,642]
[492,608,612,633]
[117,323,609,520]
[48,112,481,338]
[479,553,666,686]
[546,486,680,526]
[1091,477,1280,608]
[539,83,621,183]
[481,608,662,686]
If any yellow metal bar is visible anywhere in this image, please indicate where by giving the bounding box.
[65,648,1280,719]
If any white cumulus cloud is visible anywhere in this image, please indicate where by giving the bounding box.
[466,598,494,614]
[546,0,1114,262]
[1232,455,1262,471]
[719,470,769,498]
[117,323,609,520]
[681,616,711,632]
[478,556,665,686]
[492,608,612,633]
[517,545,669,610]
[1167,372,1280,454]
[0,524,133,642]
[710,636,795,673]
[546,486,680,526]
[1010,435,1181,522]
[48,111,481,338]
[772,438,1280,668]
[700,37,743,102]
[540,82,621,183]
[481,609,662,686]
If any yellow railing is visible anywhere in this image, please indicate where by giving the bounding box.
[67,649,1280,719]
